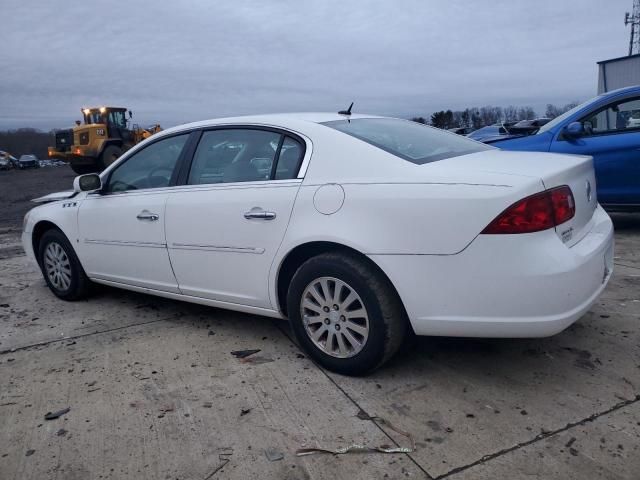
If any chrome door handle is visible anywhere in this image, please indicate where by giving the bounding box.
[244,208,276,220]
[136,211,159,221]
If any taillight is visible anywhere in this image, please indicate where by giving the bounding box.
[549,186,575,225]
[482,186,575,234]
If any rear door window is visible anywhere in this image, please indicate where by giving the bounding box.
[275,136,304,180]
[187,129,305,185]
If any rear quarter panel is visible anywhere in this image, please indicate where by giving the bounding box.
[277,180,546,257]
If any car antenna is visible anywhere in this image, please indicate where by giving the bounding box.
[338,102,354,116]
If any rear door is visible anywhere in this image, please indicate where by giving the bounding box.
[77,133,191,292]
[550,95,640,206]
[165,128,306,308]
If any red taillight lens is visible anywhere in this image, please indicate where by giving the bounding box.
[482,186,575,234]
[549,186,575,225]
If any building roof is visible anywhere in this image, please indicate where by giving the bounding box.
[597,53,640,65]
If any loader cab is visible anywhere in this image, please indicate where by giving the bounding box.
[81,107,131,141]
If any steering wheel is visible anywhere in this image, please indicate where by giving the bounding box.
[109,180,136,192]
[147,165,173,188]
[583,121,594,136]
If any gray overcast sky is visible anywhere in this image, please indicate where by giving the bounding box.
[0,0,633,130]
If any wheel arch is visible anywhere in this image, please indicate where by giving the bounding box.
[32,220,64,266]
[99,139,123,155]
[275,240,407,319]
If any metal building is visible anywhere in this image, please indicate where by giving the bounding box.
[597,53,640,93]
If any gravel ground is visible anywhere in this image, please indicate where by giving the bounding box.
[0,166,75,231]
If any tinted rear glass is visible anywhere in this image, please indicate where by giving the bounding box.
[322,118,491,165]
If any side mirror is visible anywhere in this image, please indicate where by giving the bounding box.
[128,110,133,118]
[564,121,584,139]
[73,174,102,192]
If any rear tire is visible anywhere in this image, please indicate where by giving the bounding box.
[99,145,122,170]
[287,251,407,376]
[38,229,91,301]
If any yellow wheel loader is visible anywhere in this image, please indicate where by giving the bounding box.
[48,107,162,174]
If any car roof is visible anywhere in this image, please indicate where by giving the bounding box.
[601,85,640,96]
[158,112,384,137]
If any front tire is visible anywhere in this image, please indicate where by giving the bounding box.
[38,229,91,301]
[287,252,407,375]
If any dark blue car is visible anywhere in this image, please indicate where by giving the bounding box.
[487,86,640,211]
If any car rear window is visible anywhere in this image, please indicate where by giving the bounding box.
[322,118,492,165]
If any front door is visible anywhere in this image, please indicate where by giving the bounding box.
[165,128,305,308]
[77,133,190,292]
[551,96,640,206]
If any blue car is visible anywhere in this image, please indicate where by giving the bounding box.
[487,86,640,211]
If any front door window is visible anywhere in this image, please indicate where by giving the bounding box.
[581,97,640,135]
[106,134,188,192]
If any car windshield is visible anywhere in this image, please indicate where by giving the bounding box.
[537,95,602,134]
[471,126,496,134]
[322,118,491,165]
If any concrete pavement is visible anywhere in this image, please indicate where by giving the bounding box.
[1,217,639,479]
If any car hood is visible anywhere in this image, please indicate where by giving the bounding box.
[32,191,77,204]
[485,130,555,151]
[482,134,526,144]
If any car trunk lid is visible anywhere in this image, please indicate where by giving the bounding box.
[434,150,597,246]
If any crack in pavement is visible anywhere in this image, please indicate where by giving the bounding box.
[614,262,640,271]
[436,394,640,479]
[275,317,640,479]
[0,316,170,355]
[3,242,637,478]
[273,320,435,480]
[0,248,25,260]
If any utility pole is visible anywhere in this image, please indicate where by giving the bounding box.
[625,0,640,56]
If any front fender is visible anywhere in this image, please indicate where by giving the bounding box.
[22,197,84,263]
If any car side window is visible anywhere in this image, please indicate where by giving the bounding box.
[105,134,188,193]
[188,129,293,185]
[275,136,304,180]
[581,97,640,136]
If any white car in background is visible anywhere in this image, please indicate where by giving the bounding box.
[627,114,640,128]
[21,113,614,375]
[17,154,39,169]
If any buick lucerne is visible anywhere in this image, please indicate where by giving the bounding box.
[22,113,614,375]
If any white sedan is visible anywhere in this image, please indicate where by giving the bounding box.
[22,113,614,375]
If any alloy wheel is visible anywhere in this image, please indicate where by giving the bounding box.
[300,276,370,358]
[44,242,72,291]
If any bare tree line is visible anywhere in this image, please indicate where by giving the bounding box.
[0,101,583,158]
[414,102,580,129]
[0,128,54,159]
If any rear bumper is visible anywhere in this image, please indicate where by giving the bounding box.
[370,205,614,338]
